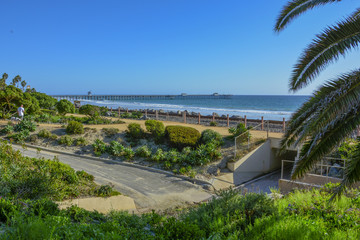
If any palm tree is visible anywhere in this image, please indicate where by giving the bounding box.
[275,0,360,196]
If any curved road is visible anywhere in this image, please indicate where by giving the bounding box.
[11,145,212,211]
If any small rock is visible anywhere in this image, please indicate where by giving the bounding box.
[202,184,214,192]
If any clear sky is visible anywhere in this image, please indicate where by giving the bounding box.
[1,0,359,95]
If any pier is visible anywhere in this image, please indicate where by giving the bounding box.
[51,94,233,101]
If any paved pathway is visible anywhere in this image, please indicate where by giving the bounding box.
[11,145,212,211]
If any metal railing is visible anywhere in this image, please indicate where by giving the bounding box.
[234,120,270,157]
[281,157,346,180]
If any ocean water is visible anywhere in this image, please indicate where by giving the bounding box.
[80,95,309,121]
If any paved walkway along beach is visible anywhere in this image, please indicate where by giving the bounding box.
[11,144,212,212]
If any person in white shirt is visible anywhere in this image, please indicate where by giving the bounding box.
[17,105,25,120]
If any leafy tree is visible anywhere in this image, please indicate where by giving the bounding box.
[79,104,100,119]
[22,92,40,115]
[276,0,360,195]
[11,75,22,88]
[56,99,75,115]
[31,92,57,109]
[0,85,23,118]
[20,80,27,91]
[0,73,8,90]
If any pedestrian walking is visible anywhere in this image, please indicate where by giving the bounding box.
[17,104,25,120]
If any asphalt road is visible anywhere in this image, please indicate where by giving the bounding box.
[11,144,212,211]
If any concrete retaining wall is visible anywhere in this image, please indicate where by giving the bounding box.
[228,138,291,175]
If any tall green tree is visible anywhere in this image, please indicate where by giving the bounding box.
[276,0,360,195]
[31,92,57,109]
[56,99,75,115]
[0,73,8,90]
[11,75,22,88]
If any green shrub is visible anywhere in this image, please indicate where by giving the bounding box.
[0,198,18,223]
[102,127,119,137]
[155,217,205,240]
[145,120,165,142]
[126,123,144,140]
[76,170,94,181]
[58,135,74,146]
[38,129,52,138]
[66,121,84,134]
[151,148,165,162]
[121,111,143,119]
[50,134,58,140]
[1,124,14,134]
[210,121,218,126]
[75,137,88,146]
[183,190,275,238]
[31,198,59,217]
[79,104,100,119]
[56,99,75,115]
[229,123,250,142]
[123,147,135,160]
[135,145,152,158]
[165,125,200,150]
[28,134,38,143]
[201,129,224,147]
[107,141,124,157]
[8,130,30,142]
[92,139,107,156]
[164,149,180,163]
[95,185,114,197]
[14,119,36,132]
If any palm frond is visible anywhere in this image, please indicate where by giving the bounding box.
[280,70,360,153]
[351,8,360,19]
[275,0,342,32]
[289,17,360,91]
[277,69,360,178]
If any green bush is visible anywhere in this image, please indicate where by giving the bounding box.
[126,123,144,140]
[95,185,115,197]
[201,129,224,147]
[55,99,75,115]
[164,149,180,163]
[79,104,100,119]
[0,198,19,223]
[121,111,143,119]
[107,141,124,157]
[50,134,58,140]
[58,135,74,146]
[0,142,106,201]
[145,120,165,142]
[183,190,275,238]
[123,147,135,160]
[66,121,84,134]
[28,134,38,143]
[229,123,250,142]
[151,148,165,162]
[14,119,36,132]
[1,124,14,134]
[76,170,94,181]
[165,125,200,150]
[75,137,88,146]
[92,139,107,156]
[209,121,217,126]
[8,129,30,142]
[38,129,52,138]
[135,145,152,158]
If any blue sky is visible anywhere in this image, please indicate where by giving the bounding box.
[1,0,359,95]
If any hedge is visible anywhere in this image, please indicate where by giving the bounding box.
[165,125,200,150]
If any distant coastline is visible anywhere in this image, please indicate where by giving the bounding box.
[53,94,309,121]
